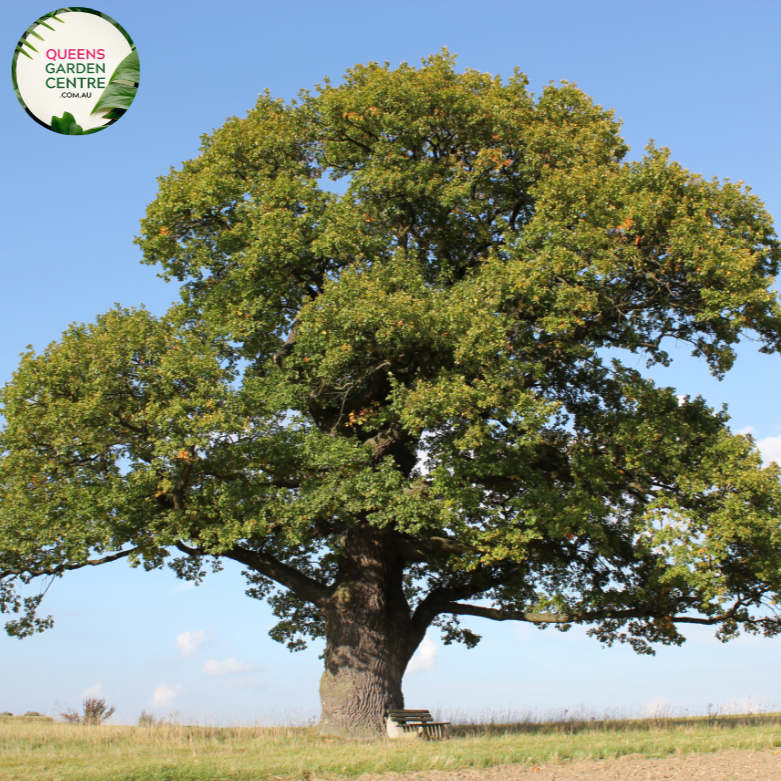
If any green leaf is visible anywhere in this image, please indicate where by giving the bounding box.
[101,108,127,121]
[28,30,45,41]
[15,46,32,61]
[22,40,39,52]
[50,112,85,135]
[91,82,137,114]
[108,49,140,85]
[91,50,139,115]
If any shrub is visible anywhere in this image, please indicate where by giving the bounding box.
[60,698,116,725]
[83,697,116,725]
[137,710,157,727]
[60,708,81,724]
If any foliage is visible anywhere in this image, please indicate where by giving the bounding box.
[2,51,781,667]
[13,11,65,64]
[92,49,140,120]
[60,699,116,726]
[59,709,80,724]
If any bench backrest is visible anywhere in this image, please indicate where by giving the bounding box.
[387,709,435,724]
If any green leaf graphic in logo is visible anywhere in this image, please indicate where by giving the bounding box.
[50,112,105,136]
[91,50,139,119]
[50,112,84,135]
[108,48,140,83]
[13,11,63,61]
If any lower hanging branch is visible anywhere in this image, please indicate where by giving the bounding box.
[436,601,741,627]
[1,546,143,637]
[0,546,142,582]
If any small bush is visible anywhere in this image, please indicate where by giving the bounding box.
[60,698,116,725]
[83,698,116,726]
[23,711,42,717]
[60,708,81,724]
[137,710,157,727]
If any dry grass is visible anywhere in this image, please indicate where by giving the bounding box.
[1,711,781,781]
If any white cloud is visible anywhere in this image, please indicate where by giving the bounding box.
[406,635,438,674]
[80,682,104,699]
[176,629,209,658]
[202,657,256,676]
[757,435,781,467]
[732,428,781,467]
[149,683,183,709]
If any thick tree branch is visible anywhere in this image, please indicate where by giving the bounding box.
[436,601,739,626]
[222,545,331,607]
[175,541,205,557]
[1,547,142,580]
[394,535,469,562]
[272,324,298,367]
[411,571,501,634]
[171,455,194,511]
[364,425,410,462]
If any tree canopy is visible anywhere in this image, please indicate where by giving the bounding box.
[3,52,781,732]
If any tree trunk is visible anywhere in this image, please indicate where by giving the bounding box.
[319,525,421,734]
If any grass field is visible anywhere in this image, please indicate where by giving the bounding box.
[1,711,780,781]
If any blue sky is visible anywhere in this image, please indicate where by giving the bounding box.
[2,0,781,724]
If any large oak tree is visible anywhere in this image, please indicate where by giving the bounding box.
[3,53,781,733]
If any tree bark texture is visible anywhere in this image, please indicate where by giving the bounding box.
[319,525,422,734]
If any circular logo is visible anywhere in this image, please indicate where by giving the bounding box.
[12,8,139,135]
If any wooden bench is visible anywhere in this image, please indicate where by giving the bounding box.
[386,709,449,739]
